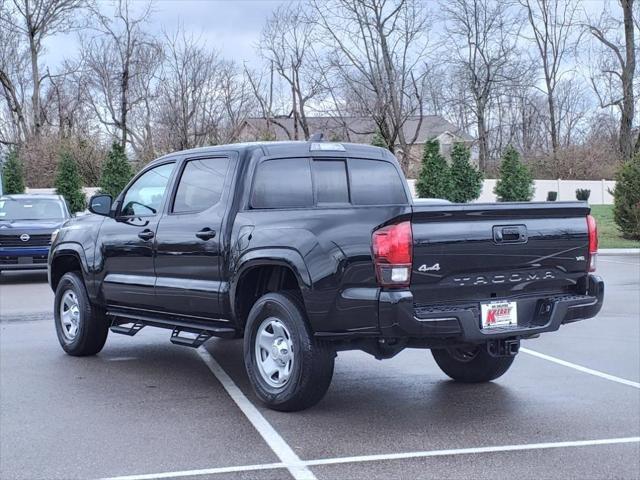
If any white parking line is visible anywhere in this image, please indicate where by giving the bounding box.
[304,436,640,467]
[99,462,286,480]
[99,436,640,480]
[196,347,317,480]
[521,347,640,389]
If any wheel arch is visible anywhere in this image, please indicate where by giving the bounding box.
[230,249,312,333]
[49,243,90,292]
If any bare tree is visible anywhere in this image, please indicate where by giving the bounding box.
[441,0,524,171]
[155,29,221,151]
[214,61,254,143]
[0,0,86,138]
[259,3,322,140]
[0,12,29,144]
[83,0,160,150]
[310,0,431,172]
[244,63,295,140]
[584,0,636,162]
[521,0,577,165]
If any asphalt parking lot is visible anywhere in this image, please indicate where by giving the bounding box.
[1,255,639,480]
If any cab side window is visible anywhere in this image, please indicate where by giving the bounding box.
[121,163,175,217]
[348,159,407,205]
[251,158,313,209]
[173,157,231,213]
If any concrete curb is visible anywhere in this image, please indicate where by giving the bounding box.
[599,248,640,256]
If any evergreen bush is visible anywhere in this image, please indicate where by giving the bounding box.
[494,146,534,202]
[371,129,388,149]
[54,150,86,213]
[575,188,591,201]
[613,155,640,240]
[448,143,483,203]
[1,149,25,194]
[99,143,134,198]
[415,139,451,199]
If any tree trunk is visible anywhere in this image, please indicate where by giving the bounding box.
[547,89,559,172]
[291,67,299,141]
[621,0,636,162]
[477,104,489,172]
[28,30,41,138]
[120,65,129,148]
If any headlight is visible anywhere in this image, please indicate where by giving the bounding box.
[51,229,59,244]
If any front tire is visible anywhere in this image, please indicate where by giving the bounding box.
[432,345,514,383]
[244,292,335,411]
[54,272,109,356]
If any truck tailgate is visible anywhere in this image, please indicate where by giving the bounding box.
[409,202,591,305]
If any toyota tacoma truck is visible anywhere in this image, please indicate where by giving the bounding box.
[48,141,603,411]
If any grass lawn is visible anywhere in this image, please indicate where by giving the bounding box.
[589,205,640,249]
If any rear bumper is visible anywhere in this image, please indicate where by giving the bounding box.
[379,274,604,343]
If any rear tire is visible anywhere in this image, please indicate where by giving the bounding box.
[244,292,335,411]
[432,345,514,383]
[54,272,109,356]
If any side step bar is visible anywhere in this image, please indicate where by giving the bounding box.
[107,310,237,347]
[110,321,145,336]
[170,328,212,348]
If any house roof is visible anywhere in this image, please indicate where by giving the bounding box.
[241,115,475,144]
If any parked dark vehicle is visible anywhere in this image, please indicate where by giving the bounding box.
[48,141,604,411]
[0,194,71,273]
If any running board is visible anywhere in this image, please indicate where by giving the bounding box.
[107,309,237,344]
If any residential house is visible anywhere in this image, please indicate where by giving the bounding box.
[239,115,475,177]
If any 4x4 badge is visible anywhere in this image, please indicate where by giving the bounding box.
[418,263,440,272]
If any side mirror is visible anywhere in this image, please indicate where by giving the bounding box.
[88,194,113,217]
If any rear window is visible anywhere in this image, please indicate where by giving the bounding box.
[313,160,349,204]
[251,158,313,209]
[348,159,407,205]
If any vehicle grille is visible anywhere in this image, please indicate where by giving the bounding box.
[0,234,51,247]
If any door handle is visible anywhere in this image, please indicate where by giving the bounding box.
[195,228,216,240]
[138,229,155,241]
[493,225,527,244]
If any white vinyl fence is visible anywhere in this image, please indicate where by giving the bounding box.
[26,187,100,199]
[407,179,616,204]
[26,180,616,205]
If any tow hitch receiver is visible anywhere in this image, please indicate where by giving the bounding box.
[487,338,520,357]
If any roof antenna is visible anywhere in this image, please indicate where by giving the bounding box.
[309,132,324,142]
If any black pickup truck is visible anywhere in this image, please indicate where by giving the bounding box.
[48,141,603,411]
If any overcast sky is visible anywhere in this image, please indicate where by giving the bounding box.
[44,0,288,68]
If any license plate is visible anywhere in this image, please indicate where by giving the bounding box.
[481,301,517,328]
[17,256,33,265]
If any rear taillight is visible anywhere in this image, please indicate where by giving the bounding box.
[587,214,598,272]
[372,221,412,288]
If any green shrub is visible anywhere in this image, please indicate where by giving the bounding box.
[54,149,86,213]
[448,143,483,203]
[371,129,389,149]
[1,149,25,194]
[494,146,534,202]
[415,139,451,199]
[613,155,640,240]
[547,191,557,201]
[576,188,591,201]
[99,143,134,198]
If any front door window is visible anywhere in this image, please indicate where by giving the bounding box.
[121,163,175,217]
